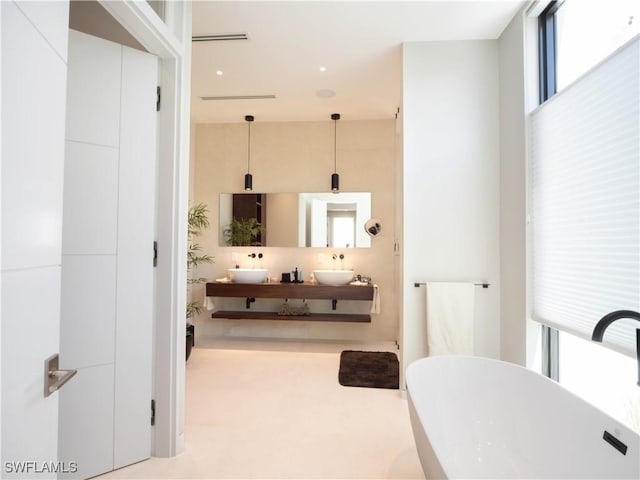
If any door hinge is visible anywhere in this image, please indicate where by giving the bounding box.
[153,241,158,267]
[151,399,156,426]
[156,86,161,112]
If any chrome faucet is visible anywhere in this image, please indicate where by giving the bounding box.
[591,310,640,386]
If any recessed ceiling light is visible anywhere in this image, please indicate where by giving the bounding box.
[319,66,327,72]
[216,70,223,76]
[316,89,336,98]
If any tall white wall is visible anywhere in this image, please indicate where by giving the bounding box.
[401,40,501,378]
[499,9,528,366]
[1,0,69,472]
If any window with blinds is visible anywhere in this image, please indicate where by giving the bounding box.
[529,36,639,357]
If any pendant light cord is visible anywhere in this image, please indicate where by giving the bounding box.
[333,118,338,173]
[247,120,251,174]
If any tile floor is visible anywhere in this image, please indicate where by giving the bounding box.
[99,337,424,479]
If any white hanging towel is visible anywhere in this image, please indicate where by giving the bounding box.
[425,282,475,356]
[203,289,215,311]
[370,284,380,314]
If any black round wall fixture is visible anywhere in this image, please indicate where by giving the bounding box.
[365,218,382,237]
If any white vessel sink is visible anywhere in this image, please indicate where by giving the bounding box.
[313,269,354,286]
[228,268,268,284]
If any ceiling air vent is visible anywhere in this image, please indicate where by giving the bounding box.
[192,33,249,42]
[201,95,276,101]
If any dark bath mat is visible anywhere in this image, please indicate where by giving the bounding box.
[338,350,399,389]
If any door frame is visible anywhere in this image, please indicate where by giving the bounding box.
[98,1,191,457]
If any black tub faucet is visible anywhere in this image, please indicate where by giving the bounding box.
[591,310,640,386]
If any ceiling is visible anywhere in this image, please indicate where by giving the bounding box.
[191,1,525,124]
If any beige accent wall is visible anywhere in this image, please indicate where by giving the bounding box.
[264,193,299,248]
[192,119,398,343]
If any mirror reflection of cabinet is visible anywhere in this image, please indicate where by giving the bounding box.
[232,193,266,245]
[219,192,371,248]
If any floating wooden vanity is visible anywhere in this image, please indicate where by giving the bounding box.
[206,282,374,323]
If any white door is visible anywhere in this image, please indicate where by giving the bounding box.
[1,2,69,478]
[57,30,157,479]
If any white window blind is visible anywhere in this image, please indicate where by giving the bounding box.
[529,36,639,357]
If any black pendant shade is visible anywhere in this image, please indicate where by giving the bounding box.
[244,115,254,191]
[331,113,340,192]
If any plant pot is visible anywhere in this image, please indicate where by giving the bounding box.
[186,324,195,361]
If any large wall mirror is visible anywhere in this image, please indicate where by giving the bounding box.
[219,192,372,248]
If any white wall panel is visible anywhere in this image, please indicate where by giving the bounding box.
[15,1,70,62]
[65,30,121,148]
[61,32,157,474]
[62,141,118,255]
[58,364,114,480]
[1,1,68,476]
[113,45,157,469]
[60,255,116,370]
[59,32,121,478]
[1,1,67,271]
[1,267,61,475]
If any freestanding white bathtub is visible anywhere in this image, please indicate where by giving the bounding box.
[406,356,639,479]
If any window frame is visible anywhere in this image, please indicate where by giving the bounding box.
[537,0,563,381]
[538,1,562,102]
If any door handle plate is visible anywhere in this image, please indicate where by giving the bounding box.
[44,354,77,397]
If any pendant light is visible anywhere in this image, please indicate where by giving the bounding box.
[331,113,340,192]
[244,115,254,191]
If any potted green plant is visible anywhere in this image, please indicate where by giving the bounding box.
[186,203,214,360]
[223,217,265,246]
